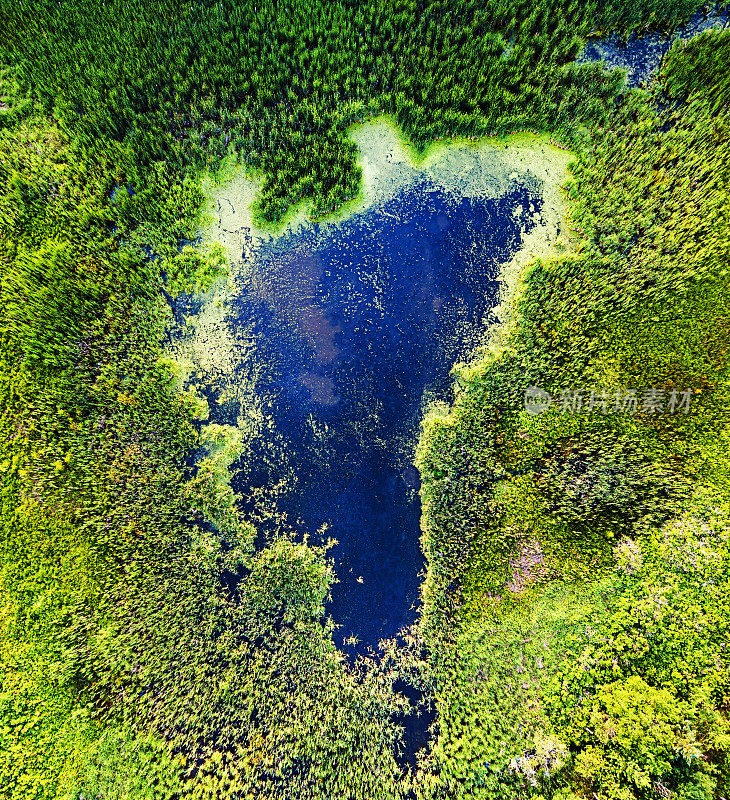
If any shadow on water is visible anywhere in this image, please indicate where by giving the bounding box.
[209,175,543,654]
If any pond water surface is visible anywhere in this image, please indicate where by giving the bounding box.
[223,179,541,651]
[173,122,568,653]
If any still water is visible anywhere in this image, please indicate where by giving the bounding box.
[196,175,542,652]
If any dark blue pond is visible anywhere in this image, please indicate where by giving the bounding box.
[207,176,542,652]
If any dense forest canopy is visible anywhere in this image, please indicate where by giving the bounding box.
[0,0,729,798]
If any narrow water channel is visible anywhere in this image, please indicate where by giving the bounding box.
[578,4,728,86]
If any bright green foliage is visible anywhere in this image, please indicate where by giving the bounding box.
[596,0,704,38]
[0,97,406,799]
[570,676,699,798]
[244,537,334,624]
[1,2,729,799]
[0,0,635,223]
[69,726,183,800]
[417,579,616,797]
[416,25,730,800]
[663,28,730,115]
[536,432,688,534]
[416,514,730,798]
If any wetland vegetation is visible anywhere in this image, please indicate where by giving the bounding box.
[1,1,730,799]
